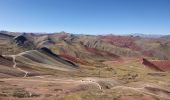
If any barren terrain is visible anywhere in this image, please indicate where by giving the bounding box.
[0,31,170,100]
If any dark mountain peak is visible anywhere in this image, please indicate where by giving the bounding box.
[13,34,35,49]
[14,35,27,45]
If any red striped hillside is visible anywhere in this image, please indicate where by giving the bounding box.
[142,58,170,71]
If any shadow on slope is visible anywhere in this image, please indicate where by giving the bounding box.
[0,47,78,78]
[142,58,170,71]
[15,47,78,72]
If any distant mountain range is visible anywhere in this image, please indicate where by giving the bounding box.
[1,31,170,61]
[129,33,168,38]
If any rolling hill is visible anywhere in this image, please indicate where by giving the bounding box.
[0,31,170,100]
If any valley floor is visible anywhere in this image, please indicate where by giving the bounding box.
[0,58,170,100]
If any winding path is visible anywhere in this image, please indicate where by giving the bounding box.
[11,55,16,68]
[11,55,28,77]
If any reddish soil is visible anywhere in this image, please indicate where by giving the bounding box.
[99,35,157,57]
[99,35,141,51]
[60,54,88,65]
[85,46,119,58]
[142,50,155,57]
[142,58,170,71]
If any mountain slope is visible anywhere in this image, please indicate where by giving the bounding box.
[1,31,170,69]
[0,31,170,100]
[0,47,78,78]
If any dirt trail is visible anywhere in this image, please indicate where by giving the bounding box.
[17,67,28,77]
[11,55,16,68]
[22,76,103,89]
[1,76,169,99]
[10,55,28,77]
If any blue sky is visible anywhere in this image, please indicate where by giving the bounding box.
[0,0,170,35]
